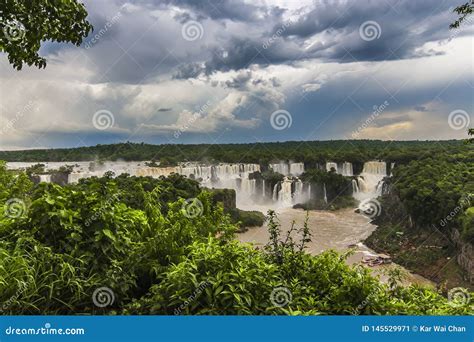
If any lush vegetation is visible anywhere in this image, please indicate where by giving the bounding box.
[0,0,92,69]
[392,158,474,242]
[0,161,472,315]
[1,140,472,167]
[365,155,474,288]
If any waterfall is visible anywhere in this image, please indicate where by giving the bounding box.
[323,183,327,203]
[289,163,304,176]
[277,178,293,206]
[326,162,353,176]
[39,174,51,183]
[355,161,387,200]
[352,179,359,193]
[272,183,279,201]
[269,163,289,175]
[341,162,353,176]
[262,179,266,198]
[270,162,304,176]
[326,162,338,173]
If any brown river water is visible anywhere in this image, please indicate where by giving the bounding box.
[237,206,433,287]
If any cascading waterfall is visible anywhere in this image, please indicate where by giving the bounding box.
[326,162,353,176]
[272,183,279,201]
[352,179,359,193]
[270,162,304,176]
[39,174,51,182]
[10,159,393,208]
[269,163,289,176]
[289,163,304,176]
[326,162,338,173]
[277,178,293,206]
[355,161,387,200]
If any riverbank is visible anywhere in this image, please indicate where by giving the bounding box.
[237,207,433,287]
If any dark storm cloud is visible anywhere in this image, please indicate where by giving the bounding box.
[158,0,281,22]
[166,0,461,77]
[59,0,463,83]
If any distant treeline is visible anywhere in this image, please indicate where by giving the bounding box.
[1,140,472,166]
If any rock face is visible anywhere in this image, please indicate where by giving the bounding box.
[451,229,474,283]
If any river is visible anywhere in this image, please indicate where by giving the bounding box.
[238,206,433,287]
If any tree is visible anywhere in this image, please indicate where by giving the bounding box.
[0,0,92,70]
[450,1,474,28]
[450,2,473,142]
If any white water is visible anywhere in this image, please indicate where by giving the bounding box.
[270,162,304,176]
[325,161,353,176]
[355,161,387,201]
[39,174,51,183]
[7,160,390,207]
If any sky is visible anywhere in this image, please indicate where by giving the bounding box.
[0,0,473,150]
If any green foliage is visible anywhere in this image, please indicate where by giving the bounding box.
[392,158,474,242]
[0,0,92,70]
[228,208,265,230]
[1,140,471,166]
[450,1,474,29]
[0,162,472,315]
